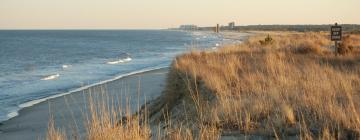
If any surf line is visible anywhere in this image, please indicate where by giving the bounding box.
[107,57,132,65]
[41,74,60,81]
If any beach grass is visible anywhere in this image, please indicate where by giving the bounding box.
[168,31,360,139]
[47,31,360,139]
[46,92,151,140]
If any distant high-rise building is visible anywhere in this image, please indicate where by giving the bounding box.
[228,22,235,29]
[179,25,198,30]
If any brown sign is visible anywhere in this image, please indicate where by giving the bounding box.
[331,25,342,41]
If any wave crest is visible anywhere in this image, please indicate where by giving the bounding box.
[107,57,132,65]
[41,74,60,81]
[62,65,72,69]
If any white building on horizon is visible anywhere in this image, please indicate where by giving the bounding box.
[179,25,198,30]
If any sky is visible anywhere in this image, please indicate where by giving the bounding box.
[0,0,359,29]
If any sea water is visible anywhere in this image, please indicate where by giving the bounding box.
[0,30,232,122]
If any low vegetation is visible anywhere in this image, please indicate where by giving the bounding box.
[46,93,151,140]
[47,32,360,140]
[167,32,360,139]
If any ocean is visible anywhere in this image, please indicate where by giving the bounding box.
[0,30,234,122]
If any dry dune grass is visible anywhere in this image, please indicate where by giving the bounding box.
[46,93,151,140]
[84,95,150,140]
[339,34,360,55]
[170,32,360,139]
[244,32,332,54]
[46,118,67,140]
[47,32,360,140]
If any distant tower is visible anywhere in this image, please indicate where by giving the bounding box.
[228,22,235,29]
[215,24,220,33]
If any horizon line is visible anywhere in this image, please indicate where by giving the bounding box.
[1,23,360,30]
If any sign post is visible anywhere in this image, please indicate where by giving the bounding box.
[331,23,342,55]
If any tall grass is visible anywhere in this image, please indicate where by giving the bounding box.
[47,32,360,139]
[46,92,151,140]
[47,118,67,140]
[170,32,360,139]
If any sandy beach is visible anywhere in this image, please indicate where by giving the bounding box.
[0,31,249,140]
[0,68,168,140]
[0,0,358,139]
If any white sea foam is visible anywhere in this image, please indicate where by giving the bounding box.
[192,32,203,36]
[62,65,71,69]
[107,57,132,65]
[6,111,18,119]
[41,74,60,81]
[18,98,49,108]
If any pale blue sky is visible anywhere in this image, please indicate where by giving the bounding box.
[0,0,359,29]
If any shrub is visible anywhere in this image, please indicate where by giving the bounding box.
[338,35,355,55]
[292,40,323,54]
[259,34,274,46]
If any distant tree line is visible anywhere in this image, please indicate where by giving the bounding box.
[197,24,360,32]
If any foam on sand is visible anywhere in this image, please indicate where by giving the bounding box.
[41,74,60,81]
[6,112,18,119]
[107,57,132,65]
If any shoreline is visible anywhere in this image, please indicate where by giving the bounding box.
[8,30,248,121]
[0,68,169,140]
[1,66,169,123]
[0,31,250,139]
[0,30,230,123]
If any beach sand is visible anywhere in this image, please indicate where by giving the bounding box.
[0,68,168,140]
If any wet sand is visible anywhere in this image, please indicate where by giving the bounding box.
[0,68,168,140]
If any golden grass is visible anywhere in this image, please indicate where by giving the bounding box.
[84,96,150,140]
[46,93,151,140]
[46,118,67,140]
[170,32,360,139]
[339,34,360,55]
[47,32,360,140]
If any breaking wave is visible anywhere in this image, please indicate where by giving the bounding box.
[41,74,60,81]
[107,57,132,65]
